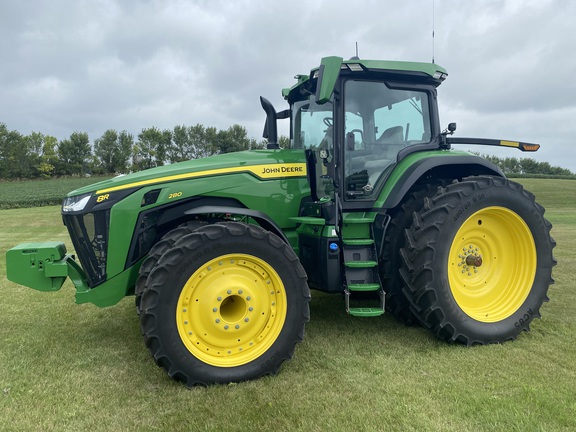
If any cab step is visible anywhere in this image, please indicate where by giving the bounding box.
[340,214,385,317]
[348,307,385,317]
[348,283,381,292]
[344,260,377,269]
[345,287,385,317]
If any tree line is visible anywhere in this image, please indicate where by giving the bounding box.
[0,122,278,180]
[476,153,575,178]
[1,121,573,180]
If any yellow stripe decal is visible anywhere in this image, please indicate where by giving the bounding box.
[96,163,307,194]
[500,140,520,148]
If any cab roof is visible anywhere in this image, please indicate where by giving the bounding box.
[282,56,448,102]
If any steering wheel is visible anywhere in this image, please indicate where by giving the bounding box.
[323,117,333,127]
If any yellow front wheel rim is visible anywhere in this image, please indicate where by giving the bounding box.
[448,206,537,322]
[176,254,287,367]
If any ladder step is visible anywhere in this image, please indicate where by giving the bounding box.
[348,307,384,317]
[348,283,381,292]
[343,212,375,224]
[343,217,373,225]
[344,260,377,268]
[342,239,374,246]
[289,216,325,226]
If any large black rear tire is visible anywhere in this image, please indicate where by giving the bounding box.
[400,176,556,345]
[139,222,310,386]
[379,181,445,324]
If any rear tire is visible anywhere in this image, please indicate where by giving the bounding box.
[400,176,556,345]
[379,181,445,324]
[139,222,310,386]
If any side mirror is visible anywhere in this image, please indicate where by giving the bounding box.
[442,122,457,137]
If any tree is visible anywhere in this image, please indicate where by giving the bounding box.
[169,125,189,163]
[214,124,252,154]
[93,129,134,174]
[170,124,224,162]
[38,135,59,178]
[56,132,91,175]
[0,123,38,179]
[519,158,540,175]
[278,136,290,149]
[132,127,172,171]
[94,129,118,173]
[116,131,134,173]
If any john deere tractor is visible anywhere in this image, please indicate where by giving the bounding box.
[6,56,556,386]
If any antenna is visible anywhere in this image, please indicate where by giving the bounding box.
[432,0,435,63]
[350,42,360,60]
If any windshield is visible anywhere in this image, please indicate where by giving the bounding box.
[344,80,431,197]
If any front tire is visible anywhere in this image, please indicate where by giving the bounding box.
[135,221,206,314]
[400,176,556,345]
[139,222,310,386]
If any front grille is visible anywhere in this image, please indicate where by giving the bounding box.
[63,209,110,287]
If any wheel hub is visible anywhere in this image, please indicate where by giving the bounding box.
[448,206,537,322]
[457,244,483,276]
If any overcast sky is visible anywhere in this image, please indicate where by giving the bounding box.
[1,0,575,171]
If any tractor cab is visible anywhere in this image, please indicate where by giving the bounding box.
[260,57,450,314]
[262,56,448,219]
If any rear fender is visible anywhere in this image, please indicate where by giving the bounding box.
[377,154,504,209]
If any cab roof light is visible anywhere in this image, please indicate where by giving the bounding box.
[433,71,448,80]
[347,63,364,72]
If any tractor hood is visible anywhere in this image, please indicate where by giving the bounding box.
[67,149,307,197]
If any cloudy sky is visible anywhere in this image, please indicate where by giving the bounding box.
[1,0,575,171]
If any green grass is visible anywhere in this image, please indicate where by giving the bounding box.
[0,176,113,209]
[1,179,575,431]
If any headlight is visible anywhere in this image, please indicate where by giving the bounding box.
[62,193,92,212]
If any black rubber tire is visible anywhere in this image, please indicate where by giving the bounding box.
[379,181,445,324]
[400,176,556,345]
[135,221,206,314]
[139,222,310,386]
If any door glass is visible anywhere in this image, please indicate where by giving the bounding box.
[344,80,431,197]
[292,99,334,200]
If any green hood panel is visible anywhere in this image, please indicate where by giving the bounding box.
[68,150,308,196]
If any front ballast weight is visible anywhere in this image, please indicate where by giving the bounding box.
[6,242,89,294]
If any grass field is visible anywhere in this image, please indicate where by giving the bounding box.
[1,179,575,431]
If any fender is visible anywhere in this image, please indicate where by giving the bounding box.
[183,205,289,244]
[376,154,504,210]
[125,197,289,269]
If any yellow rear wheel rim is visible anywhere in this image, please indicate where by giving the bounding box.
[176,254,287,367]
[448,206,536,322]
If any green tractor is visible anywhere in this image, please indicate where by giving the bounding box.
[6,56,556,386]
